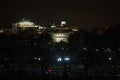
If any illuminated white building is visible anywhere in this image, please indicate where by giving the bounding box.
[50,24,78,43]
[49,21,78,43]
[51,32,70,43]
[12,19,38,33]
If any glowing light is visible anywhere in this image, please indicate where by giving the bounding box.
[0,30,4,33]
[64,57,70,61]
[14,20,36,28]
[51,25,56,28]
[34,57,37,60]
[38,58,41,60]
[72,28,78,32]
[57,57,62,62]
[61,21,66,25]
[109,57,112,60]
[47,68,52,74]
[83,47,87,51]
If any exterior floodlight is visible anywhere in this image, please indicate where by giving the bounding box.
[64,57,70,61]
[38,58,41,61]
[61,21,66,25]
[57,57,62,62]
[61,21,66,27]
[109,57,111,60]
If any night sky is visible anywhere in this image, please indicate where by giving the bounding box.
[0,0,120,28]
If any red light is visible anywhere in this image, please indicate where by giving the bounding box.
[47,68,52,74]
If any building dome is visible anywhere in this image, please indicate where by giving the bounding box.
[18,19,35,28]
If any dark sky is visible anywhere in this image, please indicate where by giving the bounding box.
[0,0,120,28]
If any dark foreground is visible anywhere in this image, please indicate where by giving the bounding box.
[0,70,120,80]
[1,75,120,80]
